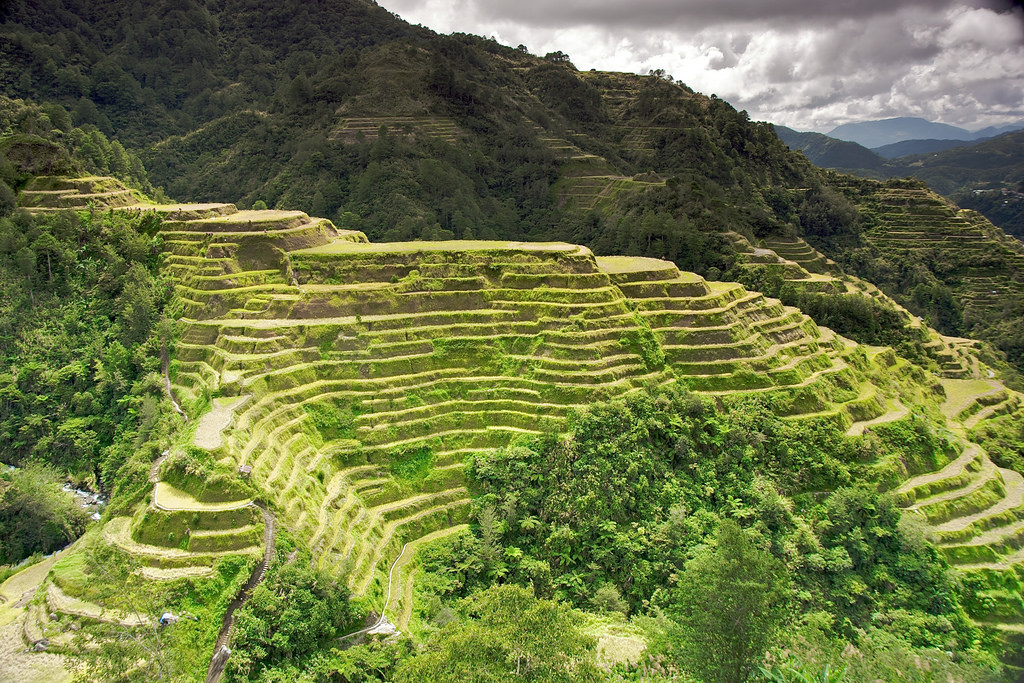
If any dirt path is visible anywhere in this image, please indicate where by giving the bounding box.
[337,542,410,643]
[205,503,274,683]
[148,451,170,485]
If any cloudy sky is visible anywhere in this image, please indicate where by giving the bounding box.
[378,0,1024,133]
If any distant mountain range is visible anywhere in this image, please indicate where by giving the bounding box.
[825,116,1024,149]
[871,138,978,159]
[775,125,1024,238]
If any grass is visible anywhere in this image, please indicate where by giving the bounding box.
[153,482,252,511]
[388,445,435,483]
[193,396,248,450]
[0,553,62,605]
[919,476,1006,525]
[940,378,1002,421]
[580,612,649,670]
[594,255,679,274]
[103,517,261,567]
[46,583,147,626]
[293,239,582,255]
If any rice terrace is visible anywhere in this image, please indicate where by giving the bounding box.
[2,0,1024,680]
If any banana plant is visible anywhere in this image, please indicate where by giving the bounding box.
[759,661,845,683]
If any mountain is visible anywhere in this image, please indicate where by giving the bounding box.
[891,130,1024,196]
[828,116,974,147]
[975,120,1024,139]
[773,124,1024,237]
[4,1,1024,681]
[775,125,885,171]
[871,137,976,158]
[828,117,1024,151]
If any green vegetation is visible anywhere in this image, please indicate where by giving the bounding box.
[160,448,255,503]
[67,539,254,682]
[226,544,357,681]
[0,205,176,516]
[3,1,1024,679]
[668,519,789,683]
[1,186,1020,681]
[0,463,88,564]
[393,584,601,682]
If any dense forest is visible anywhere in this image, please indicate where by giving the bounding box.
[2,1,1024,682]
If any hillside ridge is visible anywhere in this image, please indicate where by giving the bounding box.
[9,179,1024,672]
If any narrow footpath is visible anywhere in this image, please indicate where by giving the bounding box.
[161,343,188,421]
[337,542,409,643]
[205,503,275,683]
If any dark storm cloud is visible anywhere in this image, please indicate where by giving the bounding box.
[446,0,957,29]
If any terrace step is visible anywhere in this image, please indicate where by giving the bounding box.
[46,583,147,626]
[103,517,261,568]
[932,469,1024,535]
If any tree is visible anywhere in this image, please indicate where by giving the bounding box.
[226,553,354,679]
[670,519,790,683]
[31,230,62,280]
[14,245,36,303]
[394,584,600,682]
[0,463,89,563]
[0,181,14,217]
[116,262,157,345]
[543,51,572,65]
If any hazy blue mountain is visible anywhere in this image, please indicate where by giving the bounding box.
[828,117,972,148]
[974,121,1024,139]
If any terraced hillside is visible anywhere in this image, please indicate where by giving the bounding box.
[838,177,1024,326]
[17,175,145,212]
[579,71,705,159]
[146,199,920,609]
[17,180,1024,653]
[554,173,666,211]
[898,377,1024,652]
[728,231,983,379]
[330,116,463,144]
